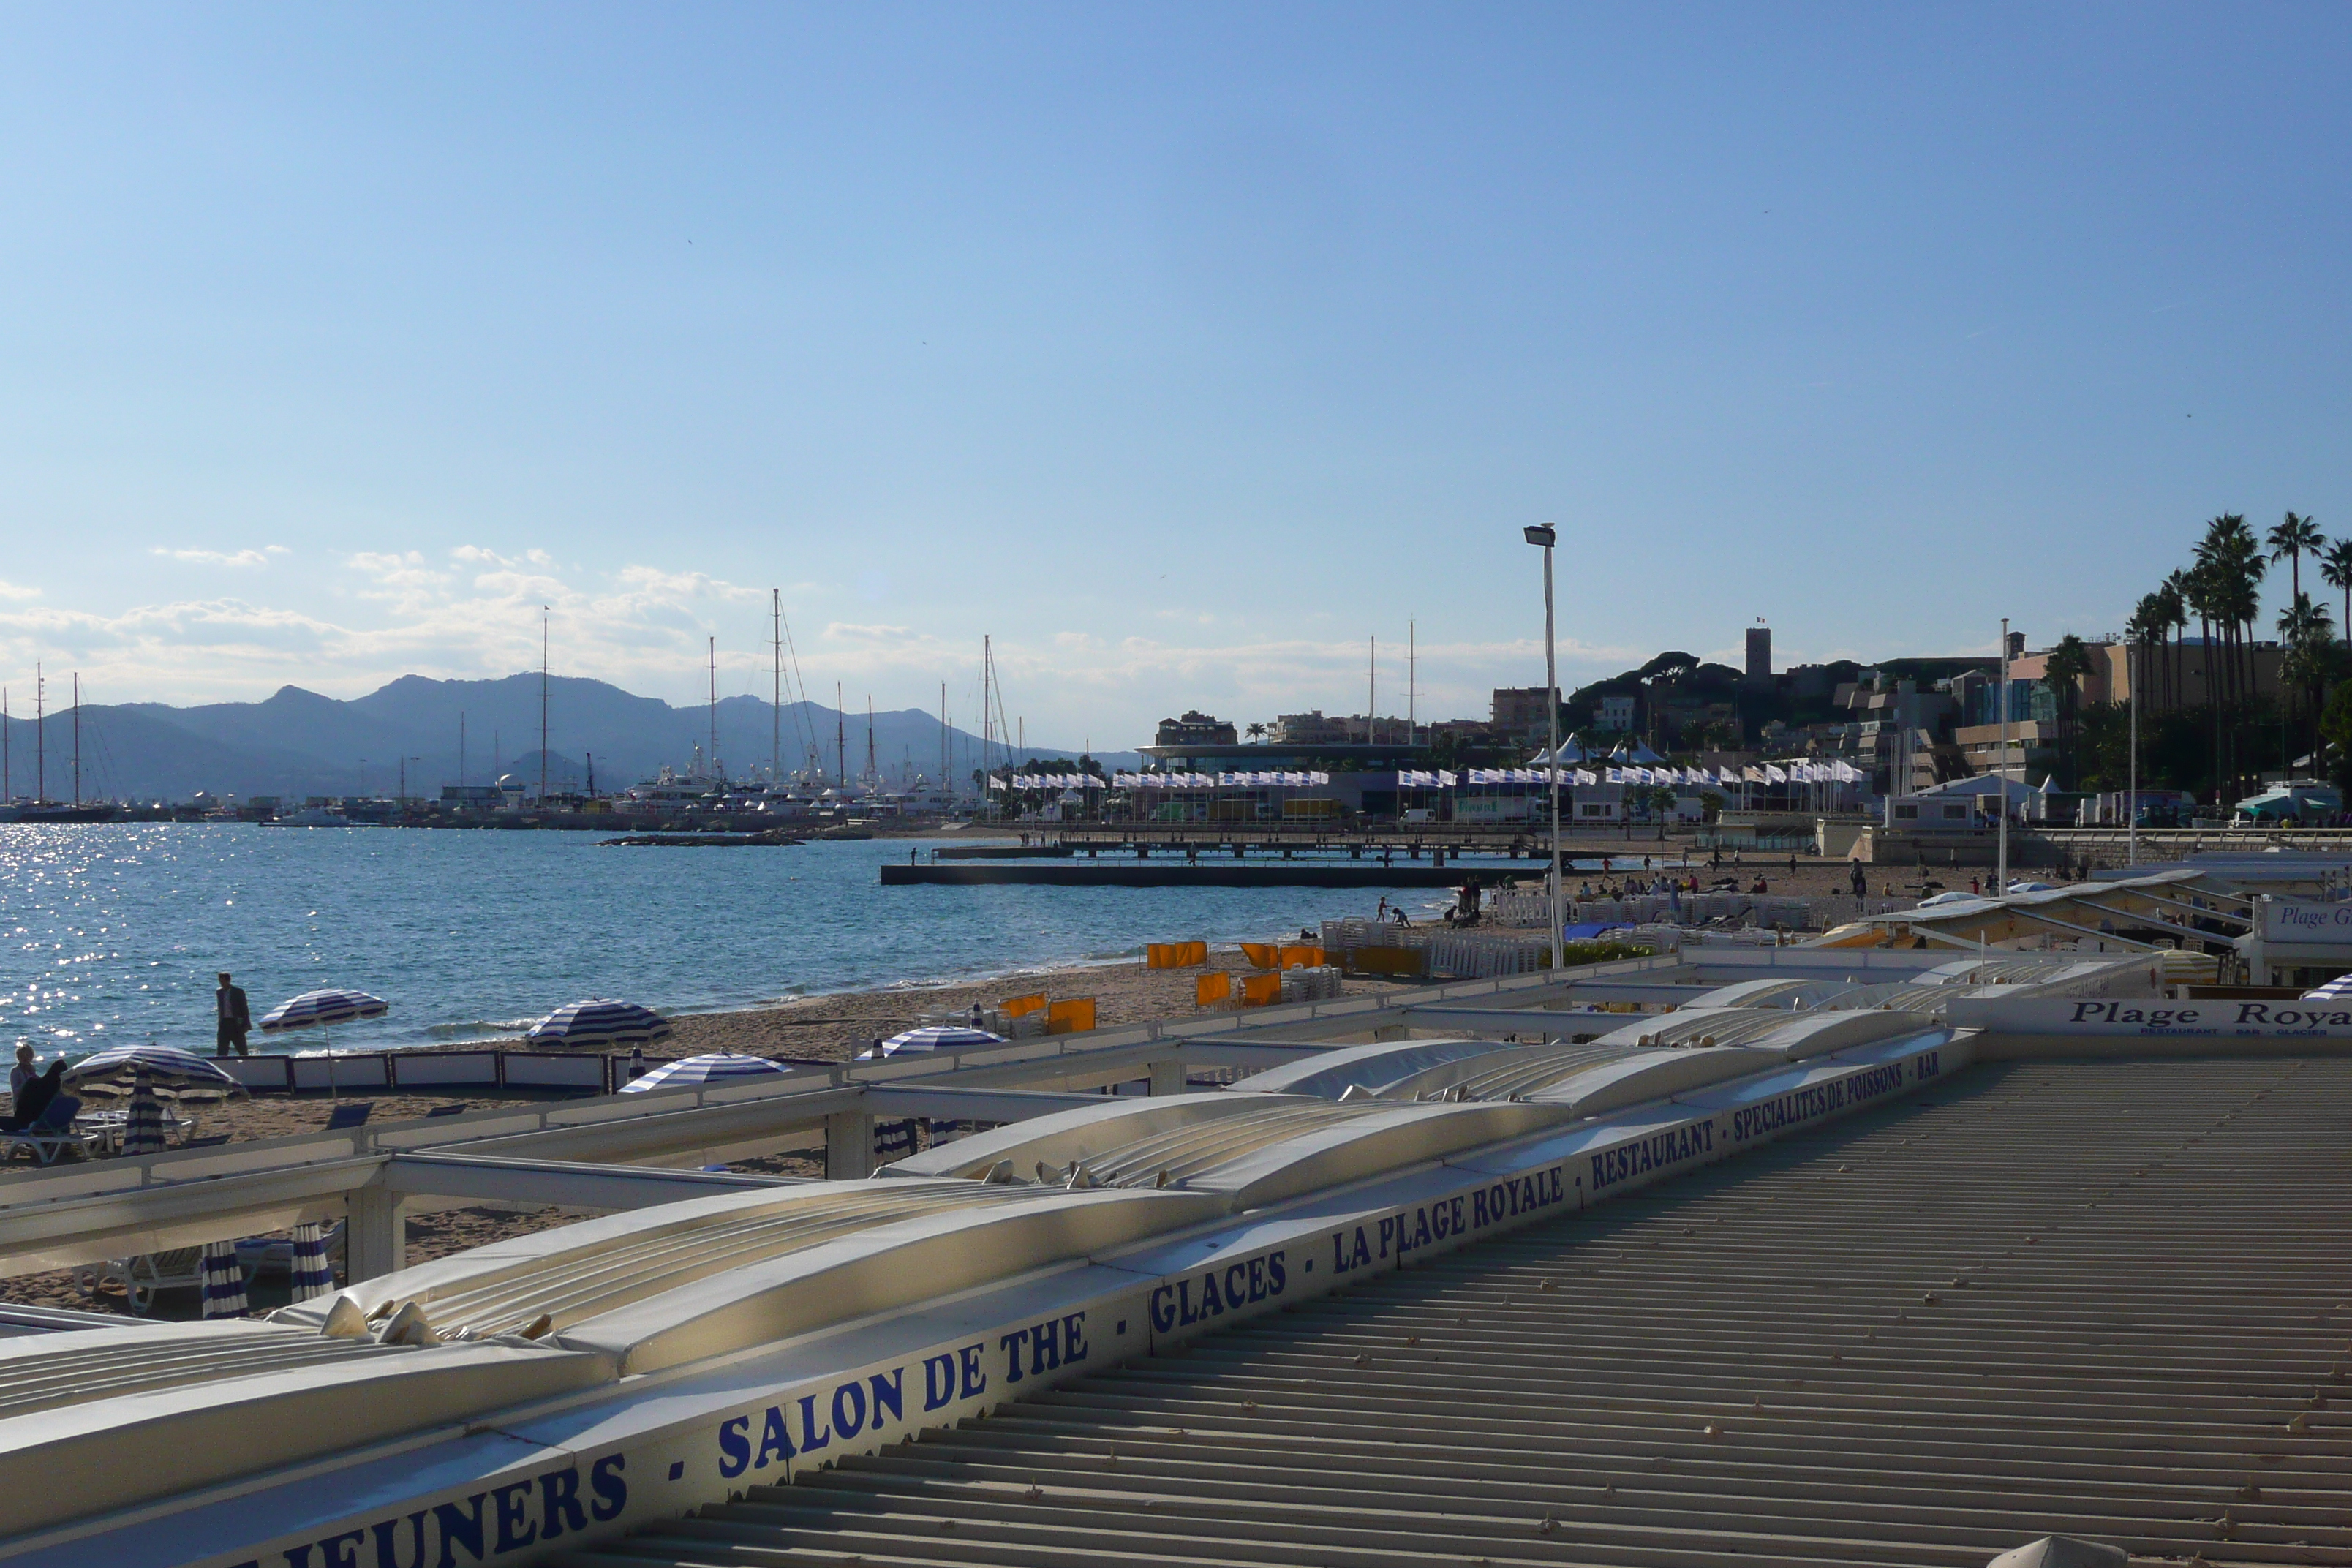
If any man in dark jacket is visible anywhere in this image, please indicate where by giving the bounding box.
[215,973,252,1058]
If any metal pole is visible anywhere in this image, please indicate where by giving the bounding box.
[772,590,782,785]
[2127,637,2138,867]
[1997,617,2010,894]
[1546,542,1562,971]
[1525,525,1564,972]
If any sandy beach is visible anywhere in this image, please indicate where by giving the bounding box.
[0,949,1409,1316]
[1,853,1965,1317]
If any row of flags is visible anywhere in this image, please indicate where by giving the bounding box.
[1433,761,1868,788]
[991,761,1862,791]
[1118,771,1334,788]
[989,771,1340,791]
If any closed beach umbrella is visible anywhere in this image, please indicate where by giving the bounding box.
[617,1053,790,1093]
[122,1071,167,1155]
[526,999,674,1050]
[287,1221,335,1303]
[65,1044,241,1101]
[200,1240,247,1319]
[868,1025,1005,1059]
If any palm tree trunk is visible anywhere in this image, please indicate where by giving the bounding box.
[2205,613,2221,803]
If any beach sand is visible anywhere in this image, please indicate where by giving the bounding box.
[0,951,1406,1316]
[1,853,1972,1317]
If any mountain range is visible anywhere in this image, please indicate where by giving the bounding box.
[0,674,1142,803]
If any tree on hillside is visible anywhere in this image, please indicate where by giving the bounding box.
[1637,651,1700,681]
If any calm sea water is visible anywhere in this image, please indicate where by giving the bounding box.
[0,823,1513,1055]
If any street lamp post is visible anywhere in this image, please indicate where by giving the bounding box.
[1997,619,2009,896]
[1525,524,1564,973]
[2126,640,2138,867]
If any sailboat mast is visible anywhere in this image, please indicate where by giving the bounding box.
[34,664,43,804]
[771,590,782,784]
[836,684,845,788]
[1368,636,1376,746]
[940,682,947,791]
[707,636,717,781]
[539,610,549,802]
[72,673,80,807]
[867,695,876,787]
[1409,619,1416,747]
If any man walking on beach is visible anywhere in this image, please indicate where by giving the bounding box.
[215,972,252,1057]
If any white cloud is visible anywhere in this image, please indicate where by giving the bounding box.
[613,565,764,604]
[0,581,39,601]
[147,546,290,568]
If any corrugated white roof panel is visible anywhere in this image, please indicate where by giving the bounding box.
[578,1056,2352,1568]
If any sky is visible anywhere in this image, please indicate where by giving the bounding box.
[3,4,2350,749]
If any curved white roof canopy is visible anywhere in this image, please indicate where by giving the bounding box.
[1230,1038,1518,1100]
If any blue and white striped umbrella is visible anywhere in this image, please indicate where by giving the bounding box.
[2303,972,2352,1001]
[873,1117,928,1159]
[287,1221,335,1303]
[527,999,674,1050]
[200,1240,247,1319]
[64,1044,241,1101]
[122,1071,166,1156]
[617,1053,791,1093]
[258,990,389,1033]
[870,1025,1005,1059]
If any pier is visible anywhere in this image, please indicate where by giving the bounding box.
[882,861,1511,888]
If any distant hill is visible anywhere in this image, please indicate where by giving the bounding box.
[0,674,1142,802]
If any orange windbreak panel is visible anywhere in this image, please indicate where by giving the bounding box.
[1195,973,1232,1007]
[1001,992,1048,1018]
[1045,998,1097,1035]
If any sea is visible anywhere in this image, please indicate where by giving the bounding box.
[0,823,1607,1055]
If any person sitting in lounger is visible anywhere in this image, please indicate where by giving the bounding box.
[1,1060,64,1132]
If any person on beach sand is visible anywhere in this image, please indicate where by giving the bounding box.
[215,972,252,1058]
[10,1044,35,1107]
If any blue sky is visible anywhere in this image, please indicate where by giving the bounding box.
[3,4,2348,748]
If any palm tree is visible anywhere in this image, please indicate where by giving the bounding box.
[1244,723,1266,743]
[2160,570,2190,709]
[2127,595,2168,717]
[2321,537,2352,649]
[2269,511,2324,603]
[2196,514,2268,797]
[2278,593,2338,766]
[2042,633,2092,788]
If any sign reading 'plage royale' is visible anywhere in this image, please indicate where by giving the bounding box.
[2260,897,2352,944]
